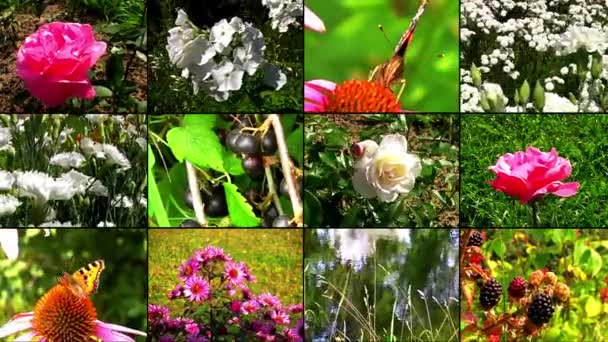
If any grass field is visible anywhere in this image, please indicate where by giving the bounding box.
[148,229,303,311]
[461,114,608,227]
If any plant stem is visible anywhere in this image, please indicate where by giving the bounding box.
[531,200,538,227]
[264,165,284,216]
[186,161,206,226]
[268,114,303,225]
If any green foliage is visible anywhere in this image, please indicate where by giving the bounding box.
[306,229,459,341]
[149,114,302,227]
[461,114,608,227]
[148,229,303,312]
[304,114,459,227]
[305,0,459,112]
[0,229,146,342]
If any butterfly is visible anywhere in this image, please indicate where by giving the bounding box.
[61,260,105,298]
[371,0,429,90]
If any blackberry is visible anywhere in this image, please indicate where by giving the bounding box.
[467,231,483,247]
[479,278,502,309]
[527,293,554,325]
[508,276,527,299]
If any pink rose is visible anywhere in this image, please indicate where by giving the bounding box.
[488,147,580,204]
[16,22,107,107]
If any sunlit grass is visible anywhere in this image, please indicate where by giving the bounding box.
[148,229,303,312]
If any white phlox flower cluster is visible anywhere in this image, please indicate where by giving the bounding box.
[461,0,608,112]
[262,0,303,32]
[166,9,287,101]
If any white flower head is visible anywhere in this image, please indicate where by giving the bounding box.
[14,171,77,204]
[50,152,86,169]
[211,61,244,92]
[80,138,105,159]
[211,19,236,53]
[84,114,110,124]
[102,144,132,171]
[0,195,21,217]
[0,170,15,191]
[263,63,287,90]
[352,134,421,202]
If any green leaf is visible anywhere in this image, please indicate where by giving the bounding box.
[304,190,322,228]
[287,125,303,166]
[106,53,124,85]
[585,295,601,317]
[94,86,113,98]
[223,150,245,175]
[223,183,261,227]
[148,145,169,227]
[280,114,297,133]
[166,126,224,172]
[184,114,217,128]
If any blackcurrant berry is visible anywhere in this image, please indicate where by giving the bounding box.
[272,215,293,227]
[261,130,277,155]
[242,155,264,180]
[229,131,261,155]
[180,219,200,227]
[204,187,228,217]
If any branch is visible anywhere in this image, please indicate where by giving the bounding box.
[268,114,303,226]
[186,161,206,226]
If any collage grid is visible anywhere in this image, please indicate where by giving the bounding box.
[0,0,606,341]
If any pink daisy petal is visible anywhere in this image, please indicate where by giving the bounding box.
[304,6,326,33]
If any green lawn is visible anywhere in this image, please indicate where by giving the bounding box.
[148,229,303,312]
[461,114,608,227]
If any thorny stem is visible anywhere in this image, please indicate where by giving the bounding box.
[186,161,207,226]
[268,114,303,226]
[264,165,284,216]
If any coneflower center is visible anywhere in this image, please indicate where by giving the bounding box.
[32,279,97,341]
[326,80,401,112]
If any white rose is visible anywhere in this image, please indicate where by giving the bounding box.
[352,134,421,202]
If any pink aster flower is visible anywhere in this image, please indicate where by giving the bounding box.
[16,22,106,107]
[168,284,184,299]
[270,309,290,325]
[241,300,260,315]
[304,6,326,33]
[148,304,171,322]
[185,322,200,336]
[257,293,281,308]
[305,79,403,113]
[195,246,231,263]
[488,147,580,204]
[224,261,247,285]
[183,276,210,302]
[0,278,145,341]
[178,258,200,281]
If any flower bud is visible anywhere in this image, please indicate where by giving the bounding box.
[533,80,545,111]
[519,80,530,104]
[480,92,491,111]
[471,63,482,88]
[568,92,578,105]
[591,54,603,79]
[514,89,520,106]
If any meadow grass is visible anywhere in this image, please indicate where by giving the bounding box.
[148,229,303,312]
[461,114,608,227]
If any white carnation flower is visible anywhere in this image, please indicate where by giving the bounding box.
[80,138,105,158]
[84,114,110,124]
[50,152,86,169]
[0,229,18,260]
[0,195,21,217]
[14,171,77,204]
[0,170,15,191]
[352,134,421,202]
[102,144,131,171]
[59,170,108,197]
[97,221,116,227]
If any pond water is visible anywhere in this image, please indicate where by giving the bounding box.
[305,229,459,341]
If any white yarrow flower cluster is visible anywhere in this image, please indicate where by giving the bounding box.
[262,0,303,33]
[166,9,287,101]
[352,134,421,203]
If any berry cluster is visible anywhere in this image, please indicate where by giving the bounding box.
[461,230,571,340]
[181,114,302,227]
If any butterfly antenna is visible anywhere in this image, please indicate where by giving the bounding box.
[377,24,395,50]
[394,0,429,57]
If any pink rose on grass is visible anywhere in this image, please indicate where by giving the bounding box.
[16,22,107,107]
[488,147,580,204]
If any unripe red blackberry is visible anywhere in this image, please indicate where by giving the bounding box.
[527,293,554,325]
[479,278,502,309]
[508,276,527,299]
[467,231,483,247]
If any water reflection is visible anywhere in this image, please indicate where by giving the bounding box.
[305,229,459,342]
